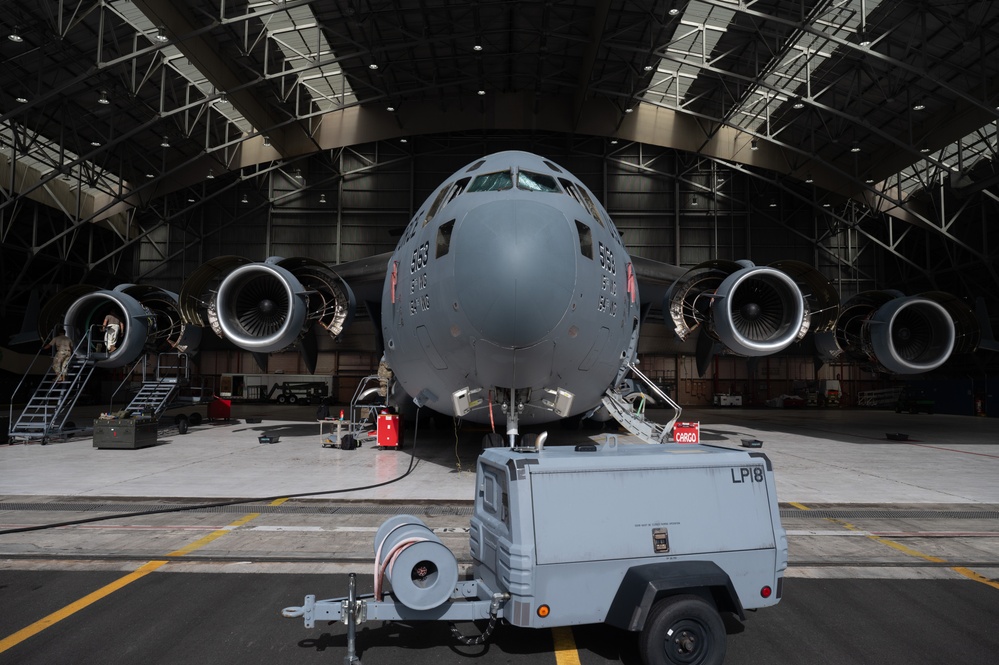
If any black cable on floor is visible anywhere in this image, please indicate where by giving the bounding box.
[0,409,423,536]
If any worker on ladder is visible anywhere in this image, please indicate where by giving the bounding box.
[103,312,123,353]
[43,327,73,382]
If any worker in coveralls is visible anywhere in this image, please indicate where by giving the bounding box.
[103,312,123,353]
[43,328,73,382]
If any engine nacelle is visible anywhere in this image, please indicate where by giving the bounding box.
[181,256,356,354]
[38,284,198,369]
[665,260,807,357]
[214,260,309,352]
[817,291,964,374]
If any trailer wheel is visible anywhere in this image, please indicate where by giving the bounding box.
[288,395,298,404]
[277,395,287,404]
[639,594,725,665]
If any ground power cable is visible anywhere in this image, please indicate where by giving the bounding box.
[0,408,424,536]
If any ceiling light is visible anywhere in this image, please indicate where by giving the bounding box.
[912,102,926,111]
[477,90,486,96]
[805,174,814,184]
[769,199,777,208]
[920,146,930,154]
[865,178,875,184]
[207,169,214,179]
[263,135,271,147]
[644,64,653,72]
[319,194,327,204]
[473,44,483,52]
[822,202,831,207]
[90,140,101,147]
[387,106,395,112]
[187,197,195,203]
[8,30,23,43]
[156,26,168,42]
[625,107,633,113]
[241,193,248,203]
[400,138,408,143]
[690,195,697,206]
[15,96,27,103]
[850,144,861,153]
[857,30,871,47]
[610,139,618,145]
[792,100,805,109]
[368,63,379,70]
[751,138,759,150]
[98,90,110,105]
[668,8,680,16]
[161,136,170,148]
[146,173,155,179]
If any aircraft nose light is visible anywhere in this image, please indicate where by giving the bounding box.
[453,199,575,348]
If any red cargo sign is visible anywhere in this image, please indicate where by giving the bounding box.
[672,421,700,444]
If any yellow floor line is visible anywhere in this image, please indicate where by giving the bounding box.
[0,560,169,654]
[796,501,999,591]
[0,497,288,654]
[552,626,582,665]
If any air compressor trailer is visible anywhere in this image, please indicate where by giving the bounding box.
[282,436,787,665]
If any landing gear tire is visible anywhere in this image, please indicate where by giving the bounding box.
[639,595,725,665]
[482,432,504,449]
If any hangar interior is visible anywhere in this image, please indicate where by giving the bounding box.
[2,0,998,417]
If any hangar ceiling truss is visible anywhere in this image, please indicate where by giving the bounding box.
[0,0,997,312]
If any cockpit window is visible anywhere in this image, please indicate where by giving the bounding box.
[467,170,513,192]
[517,170,561,192]
[560,178,605,227]
[424,177,470,225]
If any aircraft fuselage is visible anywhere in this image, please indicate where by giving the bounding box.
[381,151,639,432]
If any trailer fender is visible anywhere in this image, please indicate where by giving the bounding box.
[605,560,745,631]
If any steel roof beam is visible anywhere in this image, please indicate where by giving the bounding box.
[130,0,313,157]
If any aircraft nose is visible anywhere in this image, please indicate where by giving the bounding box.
[453,199,576,348]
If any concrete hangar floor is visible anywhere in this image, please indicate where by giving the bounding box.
[1,404,997,665]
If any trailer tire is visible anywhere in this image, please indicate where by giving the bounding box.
[288,395,298,404]
[639,594,725,665]
[277,395,287,404]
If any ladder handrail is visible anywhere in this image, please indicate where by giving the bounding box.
[7,324,97,436]
[7,325,58,428]
[626,362,683,427]
[109,355,149,414]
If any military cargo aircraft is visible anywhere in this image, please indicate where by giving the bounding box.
[41,151,983,444]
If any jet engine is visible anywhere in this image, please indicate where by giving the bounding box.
[815,290,972,374]
[180,256,356,370]
[39,284,194,368]
[665,260,808,358]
